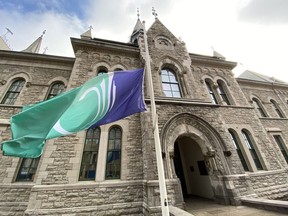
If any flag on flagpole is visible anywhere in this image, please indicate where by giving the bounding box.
[1,68,146,158]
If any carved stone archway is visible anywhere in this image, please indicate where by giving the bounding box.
[161,113,232,204]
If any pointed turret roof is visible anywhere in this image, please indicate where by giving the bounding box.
[81,28,92,39]
[0,36,10,51]
[130,18,144,44]
[22,32,44,53]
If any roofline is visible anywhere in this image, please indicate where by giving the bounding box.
[0,50,75,63]
[71,37,140,54]
[237,77,288,88]
[189,52,237,69]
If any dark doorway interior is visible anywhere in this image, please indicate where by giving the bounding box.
[173,141,188,197]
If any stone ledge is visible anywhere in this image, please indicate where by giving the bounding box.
[25,201,143,215]
[241,197,288,214]
[169,206,195,216]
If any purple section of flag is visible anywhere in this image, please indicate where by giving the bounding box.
[91,68,146,127]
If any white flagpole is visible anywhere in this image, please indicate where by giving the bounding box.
[142,21,169,216]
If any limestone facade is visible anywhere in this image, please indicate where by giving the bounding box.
[0,18,288,215]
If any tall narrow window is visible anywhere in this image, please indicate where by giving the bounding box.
[79,127,101,181]
[217,81,230,105]
[242,130,263,170]
[106,126,122,179]
[229,130,249,171]
[271,100,285,118]
[1,79,25,105]
[205,81,218,104]
[46,82,65,100]
[161,68,181,98]
[16,157,40,181]
[252,98,267,117]
[273,135,288,164]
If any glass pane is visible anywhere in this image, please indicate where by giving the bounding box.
[169,74,177,83]
[172,91,181,98]
[162,83,171,91]
[17,158,39,181]
[115,129,121,139]
[108,140,115,150]
[115,140,121,149]
[161,69,168,75]
[109,129,116,139]
[171,84,180,91]
[161,75,170,82]
[164,91,173,97]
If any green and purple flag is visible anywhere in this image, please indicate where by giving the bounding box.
[1,68,146,158]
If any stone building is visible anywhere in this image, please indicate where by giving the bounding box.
[0,17,288,215]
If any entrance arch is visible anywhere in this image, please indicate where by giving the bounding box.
[174,136,213,199]
[161,113,231,204]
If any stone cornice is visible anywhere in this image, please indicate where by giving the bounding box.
[0,50,75,65]
[189,53,237,69]
[71,37,140,56]
[145,97,254,109]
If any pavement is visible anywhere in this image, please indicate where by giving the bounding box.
[184,196,287,216]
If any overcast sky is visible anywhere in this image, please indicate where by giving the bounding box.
[1,0,288,82]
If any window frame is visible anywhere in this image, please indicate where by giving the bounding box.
[217,80,231,105]
[273,135,288,164]
[105,126,122,180]
[79,127,101,181]
[241,130,264,170]
[161,68,182,98]
[46,81,65,100]
[16,157,40,182]
[205,80,218,104]
[270,99,285,118]
[252,98,268,117]
[228,129,249,171]
[1,78,25,105]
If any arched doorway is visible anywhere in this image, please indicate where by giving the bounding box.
[161,113,232,205]
[173,136,214,199]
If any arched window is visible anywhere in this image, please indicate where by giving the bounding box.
[217,81,230,105]
[106,126,122,179]
[1,78,25,105]
[97,67,108,76]
[252,98,267,117]
[241,130,263,170]
[205,80,218,104]
[228,130,249,171]
[79,127,101,181]
[273,135,288,164]
[46,82,65,100]
[16,157,40,181]
[161,68,181,98]
[270,99,285,118]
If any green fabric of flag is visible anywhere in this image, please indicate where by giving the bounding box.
[1,69,146,158]
[2,88,80,158]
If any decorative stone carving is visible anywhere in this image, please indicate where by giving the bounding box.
[161,113,229,176]
[26,82,31,87]
[0,80,6,85]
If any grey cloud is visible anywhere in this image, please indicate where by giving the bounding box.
[238,0,288,24]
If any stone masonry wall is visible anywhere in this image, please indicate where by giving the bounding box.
[25,182,143,215]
